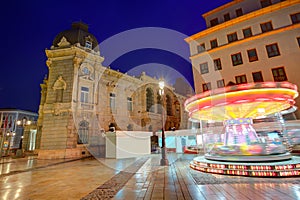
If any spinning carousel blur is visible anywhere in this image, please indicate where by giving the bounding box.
[185,82,300,177]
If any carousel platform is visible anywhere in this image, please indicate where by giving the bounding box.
[190,155,300,177]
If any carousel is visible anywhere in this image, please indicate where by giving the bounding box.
[185,82,300,177]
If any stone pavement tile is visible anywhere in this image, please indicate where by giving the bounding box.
[151,188,164,199]
[82,157,148,200]
[277,184,300,199]
[113,188,140,200]
[255,184,296,200]
[143,185,154,199]
[186,184,207,200]
[212,184,245,199]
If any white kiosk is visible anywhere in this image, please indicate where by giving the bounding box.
[105,131,152,159]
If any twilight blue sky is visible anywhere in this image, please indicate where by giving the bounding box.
[0,0,231,112]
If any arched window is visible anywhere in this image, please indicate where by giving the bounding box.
[78,120,89,144]
[157,91,162,114]
[148,125,153,132]
[127,124,133,131]
[166,94,172,116]
[175,101,180,118]
[146,88,154,113]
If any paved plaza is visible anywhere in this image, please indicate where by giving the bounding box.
[0,153,300,199]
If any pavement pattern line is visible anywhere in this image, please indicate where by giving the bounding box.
[0,156,88,177]
[81,157,149,200]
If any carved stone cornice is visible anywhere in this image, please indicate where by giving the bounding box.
[57,36,71,47]
[43,103,72,116]
[73,57,83,67]
[46,59,52,68]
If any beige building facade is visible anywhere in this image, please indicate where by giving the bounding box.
[37,22,190,159]
[185,0,300,118]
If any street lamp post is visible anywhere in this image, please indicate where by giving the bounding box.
[159,80,169,166]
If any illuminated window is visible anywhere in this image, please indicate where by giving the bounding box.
[197,43,205,53]
[110,93,116,112]
[210,39,218,49]
[224,13,230,21]
[235,75,247,84]
[227,32,238,43]
[291,12,300,24]
[127,97,133,111]
[260,0,272,8]
[85,41,92,49]
[210,18,219,27]
[200,62,209,74]
[78,120,89,144]
[217,79,225,88]
[260,21,273,33]
[243,27,252,38]
[202,82,211,92]
[214,58,222,71]
[80,87,89,103]
[236,8,243,17]
[252,71,264,82]
[146,88,154,112]
[83,67,90,75]
[247,49,258,62]
[272,67,287,81]
[231,53,243,66]
[266,43,280,58]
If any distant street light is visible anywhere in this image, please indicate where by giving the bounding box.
[159,80,169,166]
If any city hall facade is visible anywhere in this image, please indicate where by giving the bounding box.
[37,22,191,159]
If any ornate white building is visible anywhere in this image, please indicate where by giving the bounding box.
[37,22,191,159]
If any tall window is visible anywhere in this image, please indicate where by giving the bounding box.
[291,12,300,24]
[210,18,219,27]
[175,101,180,118]
[231,53,243,66]
[210,39,218,49]
[247,49,258,62]
[224,13,230,21]
[200,62,209,74]
[236,8,243,17]
[127,97,133,111]
[157,91,162,114]
[110,93,116,112]
[80,87,89,103]
[78,120,89,144]
[197,43,205,53]
[260,21,273,33]
[166,94,172,116]
[272,67,287,81]
[202,82,211,92]
[252,71,264,82]
[297,37,300,47]
[260,0,272,8]
[243,27,252,38]
[146,88,154,112]
[235,75,247,84]
[227,32,238,43]
[214,58,222,71]
[266,43,280,58]
[217,80,225,88]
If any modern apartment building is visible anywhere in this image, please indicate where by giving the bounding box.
[185,0,300,118]
[0,109,38,155]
